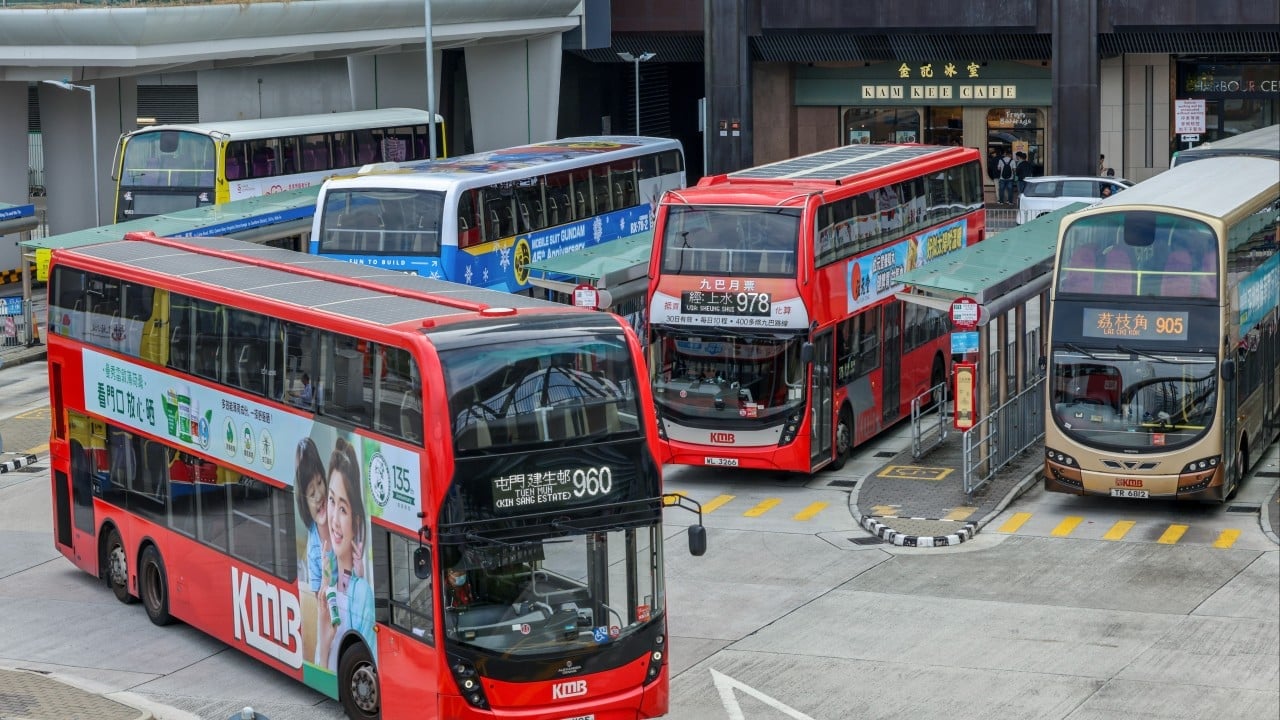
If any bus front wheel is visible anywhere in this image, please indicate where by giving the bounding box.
[830,408,854,471]
[140,545,173,626]
[103,527,135,605]
[339,642,380,720]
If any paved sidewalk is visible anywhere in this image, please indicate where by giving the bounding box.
[0,667,152,720]
[852,428,1043,547]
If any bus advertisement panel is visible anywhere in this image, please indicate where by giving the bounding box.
[309,136,685,294]
[113,109,445,223]
[1044,155,1280,502]
[46,232,704,720]
[647,144,984,473]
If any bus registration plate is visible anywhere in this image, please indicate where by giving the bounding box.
[1109,488,1149,499]
[560,715,594,720]
[705,457,739,467]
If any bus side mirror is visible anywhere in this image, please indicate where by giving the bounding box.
[687,525,707,557]
[1221,359,1235,382]
[800,342,814,364]
[413,546,431,579]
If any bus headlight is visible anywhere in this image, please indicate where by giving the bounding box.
[777,413,802,446]
[644,633,666,685]
[449,657,489,709]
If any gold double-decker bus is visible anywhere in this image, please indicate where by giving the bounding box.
[1044,156,1279,502]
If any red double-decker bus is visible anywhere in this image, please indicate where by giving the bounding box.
[647,144,985,472]
[45,231,704,719]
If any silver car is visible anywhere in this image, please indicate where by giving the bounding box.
[1017,175,1133,224]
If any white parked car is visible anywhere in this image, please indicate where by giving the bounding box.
[1017,175,1133,224]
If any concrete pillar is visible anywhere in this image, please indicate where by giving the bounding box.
[705,0,751,174]
[1051,0,1100,177]
[465,35,561,151]
[39,78,136,234]
[0,83,28,208]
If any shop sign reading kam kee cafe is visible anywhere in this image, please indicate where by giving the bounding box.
[795,60,1051,107]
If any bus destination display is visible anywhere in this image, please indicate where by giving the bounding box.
[680,290,771,317]
[491,465,617,512]
[1082,308,1188,341]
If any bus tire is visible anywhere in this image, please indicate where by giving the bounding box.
[829,407,854,471]
[339,642,380,720]
[140,545,173,626]
[103,527,136,605]
[1227,440,1248,501]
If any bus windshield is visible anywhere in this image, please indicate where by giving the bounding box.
[659,205,799,276]
[318,188,445,256]
[442,332,642,452]
[650,330,806,421]
[118,130,216,218]
[1057,211,1219,299]
[438,526,663,656]
[1050,349,1217,450]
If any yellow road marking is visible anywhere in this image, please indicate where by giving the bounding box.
[793,502,828,521]
[1102,520,1136,541]
[1212,529,1241,549]
[1051,516,1085,537]
[878,465,952,480]
[1157,524,1189,544]
[24,443,49,457]
[996,512,1032,534]
[871,504,900,516]
[701,494,735,514]
[662,490,686,506]
[942,506,977,522]
[15,407,51,420]
[743,498,781,517]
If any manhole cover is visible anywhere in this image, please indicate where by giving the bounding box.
[849,536,884,545]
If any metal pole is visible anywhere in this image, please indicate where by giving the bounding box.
[424,0,437,159]
[633,58,641,135]
[88,83,100,226]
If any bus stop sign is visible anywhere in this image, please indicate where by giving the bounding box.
[950,297,979,330]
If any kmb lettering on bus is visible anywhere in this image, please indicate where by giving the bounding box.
[552,679,589,699]
[709,432,735,444]
[232,567,303,668]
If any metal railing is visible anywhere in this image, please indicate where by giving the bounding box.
[910,381,949,458]
[961,374,1045,495]
[985,207,1019,233]
[0,296,36,349]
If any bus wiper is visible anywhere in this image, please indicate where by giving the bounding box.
[1117,344,1167,363]
[1065,342,1100,360]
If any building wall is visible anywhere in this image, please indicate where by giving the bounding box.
[1100,56,1124,177]
[1123,53,1172,182]
[752,63,792,165]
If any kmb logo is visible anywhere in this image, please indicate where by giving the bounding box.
[552,679,588,699]
[1116,478,1143,488]
[709,432,735,444]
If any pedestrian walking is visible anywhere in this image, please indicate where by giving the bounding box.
[995,149,1017,204]
[1015,151,1032,196]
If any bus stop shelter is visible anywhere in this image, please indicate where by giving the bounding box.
[525,229,653,332]
[894,202,1084,492]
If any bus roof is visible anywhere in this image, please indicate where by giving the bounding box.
[125,108,442,141]
[725,143,971,183]
[1089,155,1279,219]
[669,143,976,206]
[1173,123,1279,164]
[320,136,682,191]
[58,232,565,328]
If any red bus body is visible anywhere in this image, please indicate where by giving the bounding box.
[646,144,985,473]
[46,232,675,719]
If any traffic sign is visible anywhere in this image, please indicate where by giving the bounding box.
[572,284,599,309]
[950,297,979,329]
[1175,99,1206,134]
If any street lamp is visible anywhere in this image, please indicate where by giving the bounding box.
[43,79,100,226]
[616,51,655,136]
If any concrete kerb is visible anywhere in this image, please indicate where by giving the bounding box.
[851,466,1042,548]
[0,666,155,720]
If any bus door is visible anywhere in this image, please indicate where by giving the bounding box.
[882,300,902,422]
[810,331,833,467]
